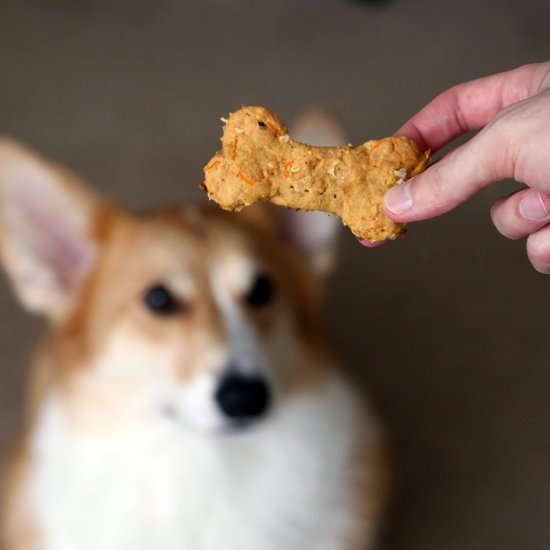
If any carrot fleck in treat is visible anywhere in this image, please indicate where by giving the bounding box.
[203,106,430,241]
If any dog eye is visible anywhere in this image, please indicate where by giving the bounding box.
[143,284,182,315]
[245,273,275,308]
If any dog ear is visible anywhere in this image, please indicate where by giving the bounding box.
[0,139,111,322]
[279,107,348,277]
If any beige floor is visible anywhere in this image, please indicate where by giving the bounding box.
[1,1,550,548]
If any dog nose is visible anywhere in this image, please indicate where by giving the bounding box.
[215,373,271,421]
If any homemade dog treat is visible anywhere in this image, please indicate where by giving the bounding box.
[203,106,429,241]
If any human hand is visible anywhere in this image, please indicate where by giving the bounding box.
[380,62,550,272]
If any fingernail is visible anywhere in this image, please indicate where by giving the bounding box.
[519,190,550,220]
[384,180,414,215]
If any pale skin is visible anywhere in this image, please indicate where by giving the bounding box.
[368,62,550,273]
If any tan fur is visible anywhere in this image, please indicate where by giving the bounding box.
[0,141,388,550]
[344,434,393,549]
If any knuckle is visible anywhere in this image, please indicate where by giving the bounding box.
[421,160,452,212]
[477,117,517,180]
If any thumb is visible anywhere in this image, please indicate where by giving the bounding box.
[383,130,513,222]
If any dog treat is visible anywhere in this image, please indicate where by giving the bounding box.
[202,106,429,241]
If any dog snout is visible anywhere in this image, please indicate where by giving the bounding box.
[215,372,271,422]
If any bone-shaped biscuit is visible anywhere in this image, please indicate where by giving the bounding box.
[202,106,429,241]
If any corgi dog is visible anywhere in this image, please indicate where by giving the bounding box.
[0,111,389,550]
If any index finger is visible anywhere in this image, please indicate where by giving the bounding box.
[396,63,549,152]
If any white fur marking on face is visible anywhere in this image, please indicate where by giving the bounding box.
[209,255,267,375]
[176,372,225,431]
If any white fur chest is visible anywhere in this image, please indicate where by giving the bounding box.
[26,377,377,550]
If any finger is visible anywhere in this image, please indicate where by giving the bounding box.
[527,224,550,274]
[490,189,550,239]
[359,239,386,248]
[383,130,513,222]
[396,63,549,152]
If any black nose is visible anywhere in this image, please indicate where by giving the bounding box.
[215,374,271,421]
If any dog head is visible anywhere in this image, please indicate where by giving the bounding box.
[0,110,347,434]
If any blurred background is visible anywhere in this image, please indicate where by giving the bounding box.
[0,0,549,548]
